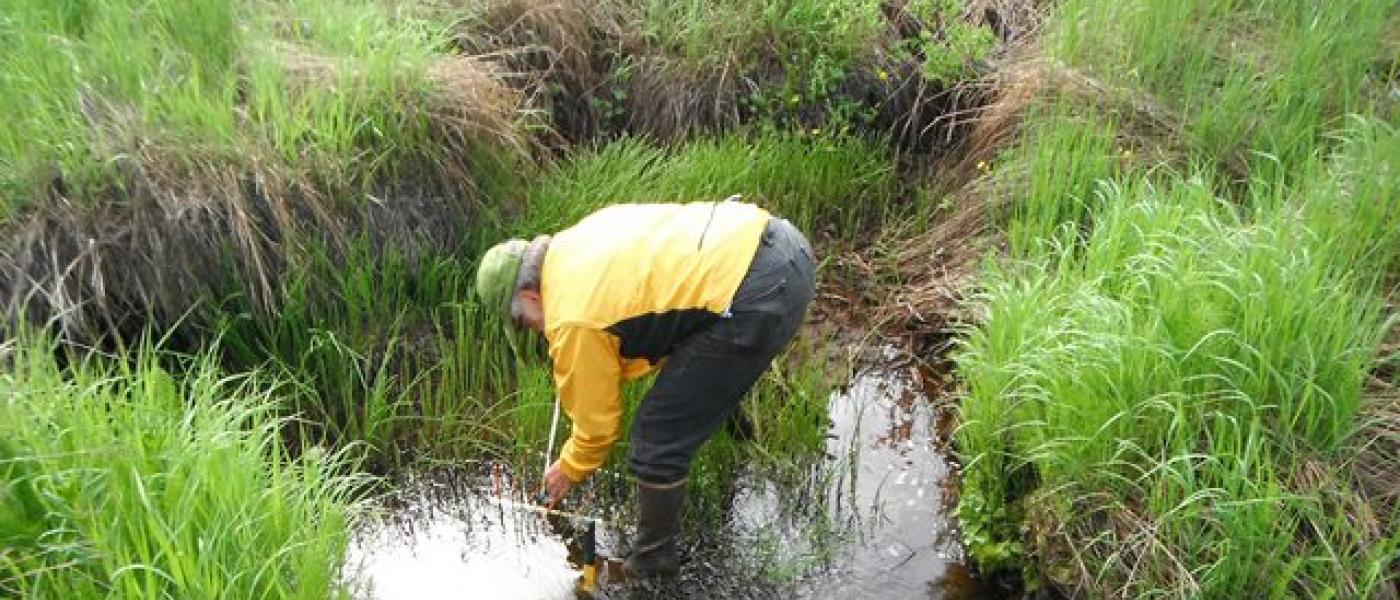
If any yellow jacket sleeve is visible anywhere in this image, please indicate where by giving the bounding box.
[548,326,623,482]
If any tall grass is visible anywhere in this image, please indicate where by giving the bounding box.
[217,242,521,472]
[960,168,1397,593]
[0,335,362,598]
[0,0,528,346]
[1002,100,1123,255]
[1051,0,1394,178]
[955,0,1400,594]
[520,133,898,239]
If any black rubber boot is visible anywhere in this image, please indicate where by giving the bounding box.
[621,478,685,579]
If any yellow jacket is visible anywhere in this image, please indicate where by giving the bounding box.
[541,200,770,481]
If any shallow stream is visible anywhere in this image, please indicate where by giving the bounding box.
[342,356,1006,599]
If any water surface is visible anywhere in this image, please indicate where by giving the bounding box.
[343,356,1004,599]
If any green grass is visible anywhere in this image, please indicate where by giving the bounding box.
[0,0,529,345]
[519,133,899,240]
[217,242,519,473]
[960,164,1397,592]
[1051,0,1394,181]
[0,0,479,218]
[954,0,1400,594]
[630,0,885,135]
[0,334,362,599]
[635,0,996,85]
[638,0,885,74]
[1001,100,1124,255]
[605,0,1001,138]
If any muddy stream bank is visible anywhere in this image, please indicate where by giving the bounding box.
[341,351,1009,599]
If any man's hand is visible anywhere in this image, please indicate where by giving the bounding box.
[541,460,574,508]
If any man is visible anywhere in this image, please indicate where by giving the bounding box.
[474,197,816,578]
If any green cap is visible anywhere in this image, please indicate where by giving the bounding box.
[475,239,528,355]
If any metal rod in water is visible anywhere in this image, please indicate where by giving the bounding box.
[545,395,562,473]
[480,494,601,525]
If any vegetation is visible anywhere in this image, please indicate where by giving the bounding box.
[519,133,898,238]
[2,0,1396,597]
[953,0,1400,596]
[0,335,361,598]
[0,0,526,339]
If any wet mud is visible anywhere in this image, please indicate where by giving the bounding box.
[342,354,1010,599]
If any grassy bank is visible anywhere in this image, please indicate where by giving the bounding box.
[0,0,1005,346]
[0,0,526,340]
[953,0,1400,595]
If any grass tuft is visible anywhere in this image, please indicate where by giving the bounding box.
[0,333,362,599]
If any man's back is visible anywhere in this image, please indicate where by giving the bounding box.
[541,200,770,364]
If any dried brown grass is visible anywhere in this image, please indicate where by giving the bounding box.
[1026,451,1399,600]
[620,54,751,143]
[869,55,1048,332]
[448,0,1042,147]
[965,0,1049,43]
[1356,356,1400,539]
[1030,489,1204,599]
[447,0,619,147]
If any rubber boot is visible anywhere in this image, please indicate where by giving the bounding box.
[621,478,685,579]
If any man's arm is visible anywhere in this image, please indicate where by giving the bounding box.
[549,326,624,483]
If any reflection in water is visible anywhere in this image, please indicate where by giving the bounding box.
[342,356,1003,599]
[342,477,579,600]
[798,361,967,599]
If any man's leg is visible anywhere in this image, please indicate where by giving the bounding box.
[629,218,815,484]
[623,218,815,577]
